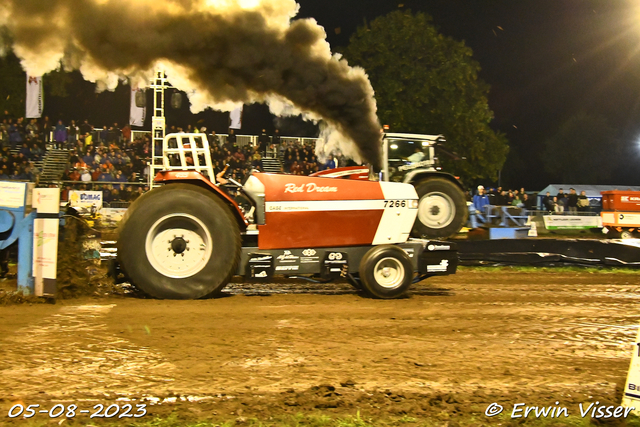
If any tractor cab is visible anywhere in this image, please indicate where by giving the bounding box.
[382,133,444,183]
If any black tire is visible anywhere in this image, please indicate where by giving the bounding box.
[117,183,241,299]
[411,177,467,239]
[359,245,414,299]
[620,229,635,239]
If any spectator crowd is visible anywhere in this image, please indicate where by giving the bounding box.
[469,185,538,211]
[1,112,338,205]
[469,185,592,216]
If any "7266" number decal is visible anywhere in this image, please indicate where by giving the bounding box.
[384,200,408,208]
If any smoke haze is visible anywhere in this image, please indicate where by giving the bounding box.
[0,0,382,167]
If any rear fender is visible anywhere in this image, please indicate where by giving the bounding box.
[309,166,370,180]
[405,170,464,190]
[154,170,248,230]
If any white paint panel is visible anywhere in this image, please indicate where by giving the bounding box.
[379,181,419,200]
[370,182,418,245]
[266,200,385,212]
[618,213,640,226]
[319,168,369,177]
[372,205,417,245]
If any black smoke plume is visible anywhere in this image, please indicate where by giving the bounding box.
[0,0,382,167]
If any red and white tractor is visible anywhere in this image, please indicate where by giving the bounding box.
[117,133,457,299]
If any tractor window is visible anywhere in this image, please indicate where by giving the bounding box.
[387,139,427,163]
[167,137,178,149]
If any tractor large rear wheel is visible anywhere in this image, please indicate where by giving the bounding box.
[412,177,467,239]
[118,184,241,299]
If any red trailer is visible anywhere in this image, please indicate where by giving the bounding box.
[601,190,640,238]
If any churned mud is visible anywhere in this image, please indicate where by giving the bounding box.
[0,269,638,424]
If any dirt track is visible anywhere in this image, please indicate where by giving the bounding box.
[0,269,639,424]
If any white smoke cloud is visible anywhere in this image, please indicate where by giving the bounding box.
[315,123,367,165]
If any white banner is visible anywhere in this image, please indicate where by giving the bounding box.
[542,215,603,230]
[130,87,146,127]
[69,190,103,210]
[622,327,640,415]
[33,188,60,214]
[33,218,59,297]
[26,76,43,118]
[229,106,243,129]
[0,181,27,208]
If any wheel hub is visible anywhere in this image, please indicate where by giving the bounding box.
[373,257,405,289]
[170,236,188,254]
[145,213,212,279]
[418,192,455,229]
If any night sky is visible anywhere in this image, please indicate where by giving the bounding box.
[296,0,640,188]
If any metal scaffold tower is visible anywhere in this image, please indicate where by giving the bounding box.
[149,70,167,188]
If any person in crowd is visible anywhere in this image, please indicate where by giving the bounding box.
[472,185,490,214]
[79,119,92,136]
[227,128,237,145]
[0,165,9,180]
[53,120,67,149]
[8,121,22,150]
[25,118,39,138]
[41,116,52,143]
[67,119,78,149]
[577,190,590,212]
[80,168,92,182]
[555,188,566,213]
[566,188,579,214]
[273,129,281,150]
[511,194,523,208]
[542,191,554,212]
[324,155,336,170]
[522,193,536,210]
[68,168,80,181]
[258,129,270,156]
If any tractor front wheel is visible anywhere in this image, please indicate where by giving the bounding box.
[359,245,414,299]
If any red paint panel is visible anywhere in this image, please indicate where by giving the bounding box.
[601,191,640,211]
[258,210,383,249]
[254,173,384,202]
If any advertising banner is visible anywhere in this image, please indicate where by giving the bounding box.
[69,190,103,210]
[32,218,59,297]
[622,327,640,415]
[0,181,27,209]
[26,75,43,119]
[543,215,602,230]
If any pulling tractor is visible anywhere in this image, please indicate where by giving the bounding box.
[116,133,457,299]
